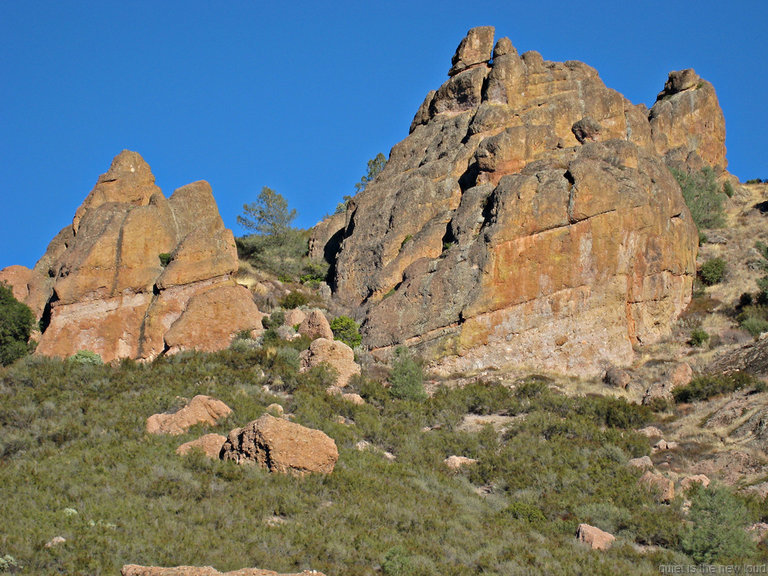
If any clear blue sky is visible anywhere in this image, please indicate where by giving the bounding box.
[1,0,766,270]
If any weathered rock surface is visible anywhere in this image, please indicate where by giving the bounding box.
[649,69,727,172]
[444,455,478,470]
[2,151,263,362]
[297,309,334,341]
[639,470,675,502]
[299,337,361,387]
[576,523,615,550]
[314,27,707,377]
[122,567,324,576]
[146,396,232,436]
[221,414,338,475]
[681,474,710,492]
[176,434,228,459]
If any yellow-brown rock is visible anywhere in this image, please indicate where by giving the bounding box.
[176,434,228,459]
[314,28,705,377]
[146,395,232,435]
[16,150,263,362]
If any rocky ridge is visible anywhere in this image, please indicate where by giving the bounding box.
[0,151,263,362]
[312,26,722,376]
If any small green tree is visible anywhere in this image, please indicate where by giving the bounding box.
[0,283,35,366]
[330,316,362,348]
[699,257,727,286]
[238,186,296,237]
[681,484,756,563]
[389,346,426,401]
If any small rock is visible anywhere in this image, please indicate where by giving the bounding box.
[572,117,602,144]
[653,439,678,452]
[444,455,478,470]
[604,366,632,389]
[576,523,615,550]
[176,434,227,459]
[342,392,365,405]
[45,536,66,548]
[299,338,361,387]
[748,522,768,542]
[681,474,710,492]
[628,456,654,470]
[283,308,307,327]
[639,471,675,503]
[637,426,663,438]
[146,396,232,435]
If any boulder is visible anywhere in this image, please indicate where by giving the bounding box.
[444,455,478,470]
[627,455,654,470]
[282,308,307,328]
[220,414,338,475]
[8,151,264,362]
[681,474,710,492]
[314,29,702,377]
[576,523,615,550]
[176,434,228,459]
[122,567,325,576]
[604,366,631,389]
[297,309,334,341]
[637,426,664,438]
[146,396,232,436]
[299,337,361,387]
[639,470,675,503]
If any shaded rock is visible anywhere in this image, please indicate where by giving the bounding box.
[146,396,232,436]
[299,337,361,387]
[297,309,333,341]
[341,392,365,405]
[122,567,324,576]
[266,403,284,417]
[316,30,701,378]
[653,439,678,452]
[444,455,478,470]
[176,434,228,459]
[709,339,768,376]
[639,471,675,502]
[681,474,710,492]
[0,265,51,320]
[576,523,615,550]
[221,414,338,475]
[308,211,346,263]
[26,151,263,362]
[604,366,631,389]
[628,455,654,470]
[748,523,768,542]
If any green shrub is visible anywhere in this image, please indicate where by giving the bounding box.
[158,253,172,267]
[382,546,411,576]
[741,316,768,338]
[388,346,426,401]
[673,371,759,403]
[330,316,362,348]
[236,227,310,282]
[699,257,727,286]
[262,309,285,330]
[681,484,756,563]
[672,166,726,229]
[689,328,709,347]
[722,181,735,198]
[67,350,104,365]
[0,284,36,366]
[280,291,308,309]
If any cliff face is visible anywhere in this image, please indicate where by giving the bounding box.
[1,151,263,362]
[316,27,710,376]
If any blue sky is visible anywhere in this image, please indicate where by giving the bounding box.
[1,1,766,270]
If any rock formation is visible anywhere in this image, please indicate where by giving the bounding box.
[313,27,714,376]
[0,151,263,362]
[576,523,615,551]
[176,434,228,459]
[221,414,338,475]
[299,337,361,387]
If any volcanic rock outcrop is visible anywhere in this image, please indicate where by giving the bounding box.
[0,151,263,362]
[313,27,714,376]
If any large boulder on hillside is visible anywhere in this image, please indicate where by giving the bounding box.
[299,337,361,387]
[221,414,338,475]
[2,151,264,362]
[315,27,704,377]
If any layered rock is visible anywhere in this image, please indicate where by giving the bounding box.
[315,27,704,376]
[2,151,263,362]
[221,414,338,475]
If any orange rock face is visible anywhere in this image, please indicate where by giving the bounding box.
[6,150,264,362]
[146,395,232,435]
[221,414,338,476]
[315,27,707,377]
